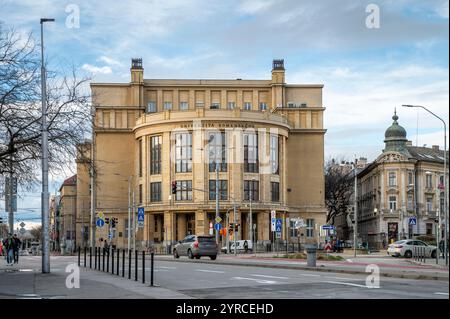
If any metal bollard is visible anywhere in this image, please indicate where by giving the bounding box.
[142,251,145,284]
[102,248,105,272]
[135,250,138,281]
[78,246,81,266]
[122,249,125,277]
[117,249,120,275]
[89,247,92,269]
[151,252,154,286]
[128,250,132,279]
[112,248,115,274]
[84,247,87,267]
[305,245,317,267]
[94,247,97,270]
[107,248,110,273]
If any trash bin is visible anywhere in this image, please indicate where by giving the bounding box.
[305,244,317,267]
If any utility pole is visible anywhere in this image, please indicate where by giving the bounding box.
[233,203,237,256]
[128,176,131,251]
[215,162,219,245]
[249,182,253,242]
[90,105,96,249]
[353,159,358,258]
[8,150,14,234]
[132,188,136,251]
[40,18,54,274]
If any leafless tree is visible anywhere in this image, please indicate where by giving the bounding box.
[29,225,42,241]
[0,24,92,191]
[325,158,355,225]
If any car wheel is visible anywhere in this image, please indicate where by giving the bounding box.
[404,250,412,258]
[188,249,194,259]
[210,255,217,260]
[173,249,179,259]
[431,250,437,259]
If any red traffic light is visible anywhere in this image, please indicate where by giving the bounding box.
[171,181,177,194]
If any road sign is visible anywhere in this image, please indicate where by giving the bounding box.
[276,218,282,232]
[98,211,105,219]
[96,218,105,227]
[294,218,305,229]
[215,216,222,223]
[214,223,222,231]
[271,210,276,219]
[137,207,145,228]
[271,218,276,231]
[408,217,417,225]
[19,228,26,235]
[321,225,334,230]
[19,222,26,228]
[276,232,281,239]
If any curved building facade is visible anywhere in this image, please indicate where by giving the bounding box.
[88,59,327,249]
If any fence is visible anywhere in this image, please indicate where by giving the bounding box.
[77,247,155,286]
[413,246,427,263]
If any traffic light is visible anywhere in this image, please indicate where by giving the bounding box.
[105,217,110,224]
[0,217,3,224]
[234,223,240,232]
[171,181,177,194]
[111,218,116,228]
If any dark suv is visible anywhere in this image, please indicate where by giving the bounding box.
[173,235,218,260]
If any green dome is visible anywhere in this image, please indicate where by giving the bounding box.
[384,111,406,140]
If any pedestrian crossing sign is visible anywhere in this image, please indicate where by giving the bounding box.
[408,217,417,225]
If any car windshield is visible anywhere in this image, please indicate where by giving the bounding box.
[198,236,215,242]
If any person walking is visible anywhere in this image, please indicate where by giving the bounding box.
[439,239,445,259]
[243,240,249,254]
[13,234,21,264]
[3,234,14,266]
[0,240,3,256]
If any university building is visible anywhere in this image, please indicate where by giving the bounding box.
[84,59,327,249]
[357,111,448,249]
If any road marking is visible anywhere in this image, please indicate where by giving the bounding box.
[324,276,358,281]
[157,266,177,269]
[299,274,320,277]
[154,269,169,272]
[346,259,353,263]
[322,281,379,289]
[231,277,277,284]
[250,274,290,279]
[195,269,225,274]
[434,292,449,296]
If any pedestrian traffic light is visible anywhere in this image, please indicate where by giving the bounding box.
[105,217,110,224]
[171,181,177,194]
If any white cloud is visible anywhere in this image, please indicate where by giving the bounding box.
[98,56,123,67]
[238,0,276,15]
[81,64,112,75]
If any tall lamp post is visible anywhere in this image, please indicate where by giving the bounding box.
[353,159,358,257]
[402,105,448,266]
[40,18,55,274]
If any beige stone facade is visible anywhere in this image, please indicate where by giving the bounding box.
[88,59,327,249]
[59,175,77,252]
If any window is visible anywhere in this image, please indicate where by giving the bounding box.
[407,194,414,211]
[259,102,267,111]
[439,175,444,189]
[271,182,280,202]
[306,219,314,237]
[176,180,192,201]
[210,102,220,109]
[408,171,414,186]
[139,184,143,205]
[244,133,258,173]
[150,182,161,202]
[227,102,235,110]
[426,223,433,236]
[440,192,445,213]
[125,218,129,238]
[289,220,299,237]
[388,172,397,187]
[244,180,259,201]
[389,196,397,211]
[138,139,143,177]
[179,102,189,110]
[208,132,227,172]
[426,174,433,188]
[244,102,252,110]
[209,180,228,200]
[163,102,172,110]
[150,135,162,174]
[426,196,433,212]
[195,102,204,108]
[147,101,157,113]
[270,135,279,174]
[175,133,192,173]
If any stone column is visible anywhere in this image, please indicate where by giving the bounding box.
[163,211,174,245]
[195,210,206,236]
[258,211,270,242]
[177,213,187,240]
[148,213,155,244]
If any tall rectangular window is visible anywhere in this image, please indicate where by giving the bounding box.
[388,172,396,187]
[389,196,397,211]
[175,133,192,173]
[124,218,129,238]
[271,182,280,202]
[179,102,189,110]
[289,220,299,237]
[163,102,172,110]
[209,180,228,200]
[244,102,252,110]
[150,182,161,202]
[440,193,445,213]
[306,219,314,237]
[259,102,267,111]
[227,102,235,110]
[270,135,279,174]
[176,180,192,201]
[147,101,156,113]
[138,139,143,177]
[244,180,259,201]
[426,196,433,212]
[426,174,433,188]
[426,223,433,235]
[138,184,143,205]
[150,135,162,174]
[208,132,227,172]
[408,171,414,186]
[407,194,414,211]
[244,133,258,173]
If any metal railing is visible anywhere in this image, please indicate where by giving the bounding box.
[413,246,427,263]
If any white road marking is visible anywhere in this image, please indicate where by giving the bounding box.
[195,269,225,274]
[250,274,290,279]
[231,277,277,284]
[157,266,177,269]
[434,292,449,296]
[322,281,379,289]
[154,269,169,272]
[324,276,358,281]
[299,274,320,277]
[346,259,353,263]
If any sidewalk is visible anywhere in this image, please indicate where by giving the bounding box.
[0,256,192,299]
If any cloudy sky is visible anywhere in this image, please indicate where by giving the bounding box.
[0,0,448,225]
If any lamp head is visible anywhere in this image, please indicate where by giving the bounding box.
[40,18,55,23]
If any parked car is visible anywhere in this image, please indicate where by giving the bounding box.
[387,239,437,258]
[173,235,218,260]
[221,240,253,253]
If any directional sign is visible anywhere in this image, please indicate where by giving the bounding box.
[137,207,145,228]
[276,218,282,232]
[214,223,222,231]
[96,218,105,227]
[321,225,334,230]
[408,217,417,225]
[215,216,222,223]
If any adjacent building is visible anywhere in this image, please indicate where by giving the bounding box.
[86,58,327,250]
[357,111,448,249]
[58,174,77,252]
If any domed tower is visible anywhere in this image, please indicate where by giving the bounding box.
[383,109,409,155]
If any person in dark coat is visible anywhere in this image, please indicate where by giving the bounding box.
[3,234,14,266]
[13,234,22,264]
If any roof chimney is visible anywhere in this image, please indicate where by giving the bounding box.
[432,145,440,151]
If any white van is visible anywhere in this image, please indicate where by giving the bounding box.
[221,240,253,253]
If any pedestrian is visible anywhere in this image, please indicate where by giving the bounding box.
[13,234,21,264]
[0,240,3,256]
[243,240,248,254]
[382,238,386,250]
[3,234,14,266]
[439,239,445,259]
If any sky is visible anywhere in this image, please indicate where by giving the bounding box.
[0,0,448,226]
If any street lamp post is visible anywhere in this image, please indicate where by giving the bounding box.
[40,18,55,274]
[353,160,358,257]
[403,105,448,266]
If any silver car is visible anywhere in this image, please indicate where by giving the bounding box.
[387,239,437,258]
[173,235,218,260]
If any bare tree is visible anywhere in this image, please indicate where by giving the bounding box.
[29,225,42,241]
[325,158,355,225]
[0,24,91,190]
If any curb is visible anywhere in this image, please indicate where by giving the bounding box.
[155,257,449,282]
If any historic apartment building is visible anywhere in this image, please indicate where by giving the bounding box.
[86,58,327,249]
[357,111,448,249]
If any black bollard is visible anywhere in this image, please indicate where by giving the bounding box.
[89,247,92,269]
[111,248,115,274]
[122,249,125,277]
[151,252,154,286]
[84,247,87,267]
[128,250,131,279]
[135,250,138,281]
[102,248,105,272]
[107,248,110,273]
[94,247,97,270]
[142,251,145,284]
[117,249,120,275]
[78,246,81,266]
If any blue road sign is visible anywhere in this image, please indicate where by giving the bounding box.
[276,218,282,232]
[108,232,112,239]
[408,217,417,225]
[96,218,105,227]
[322,225,334,230]
[214,223,222,231]
[138,207,145,227]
